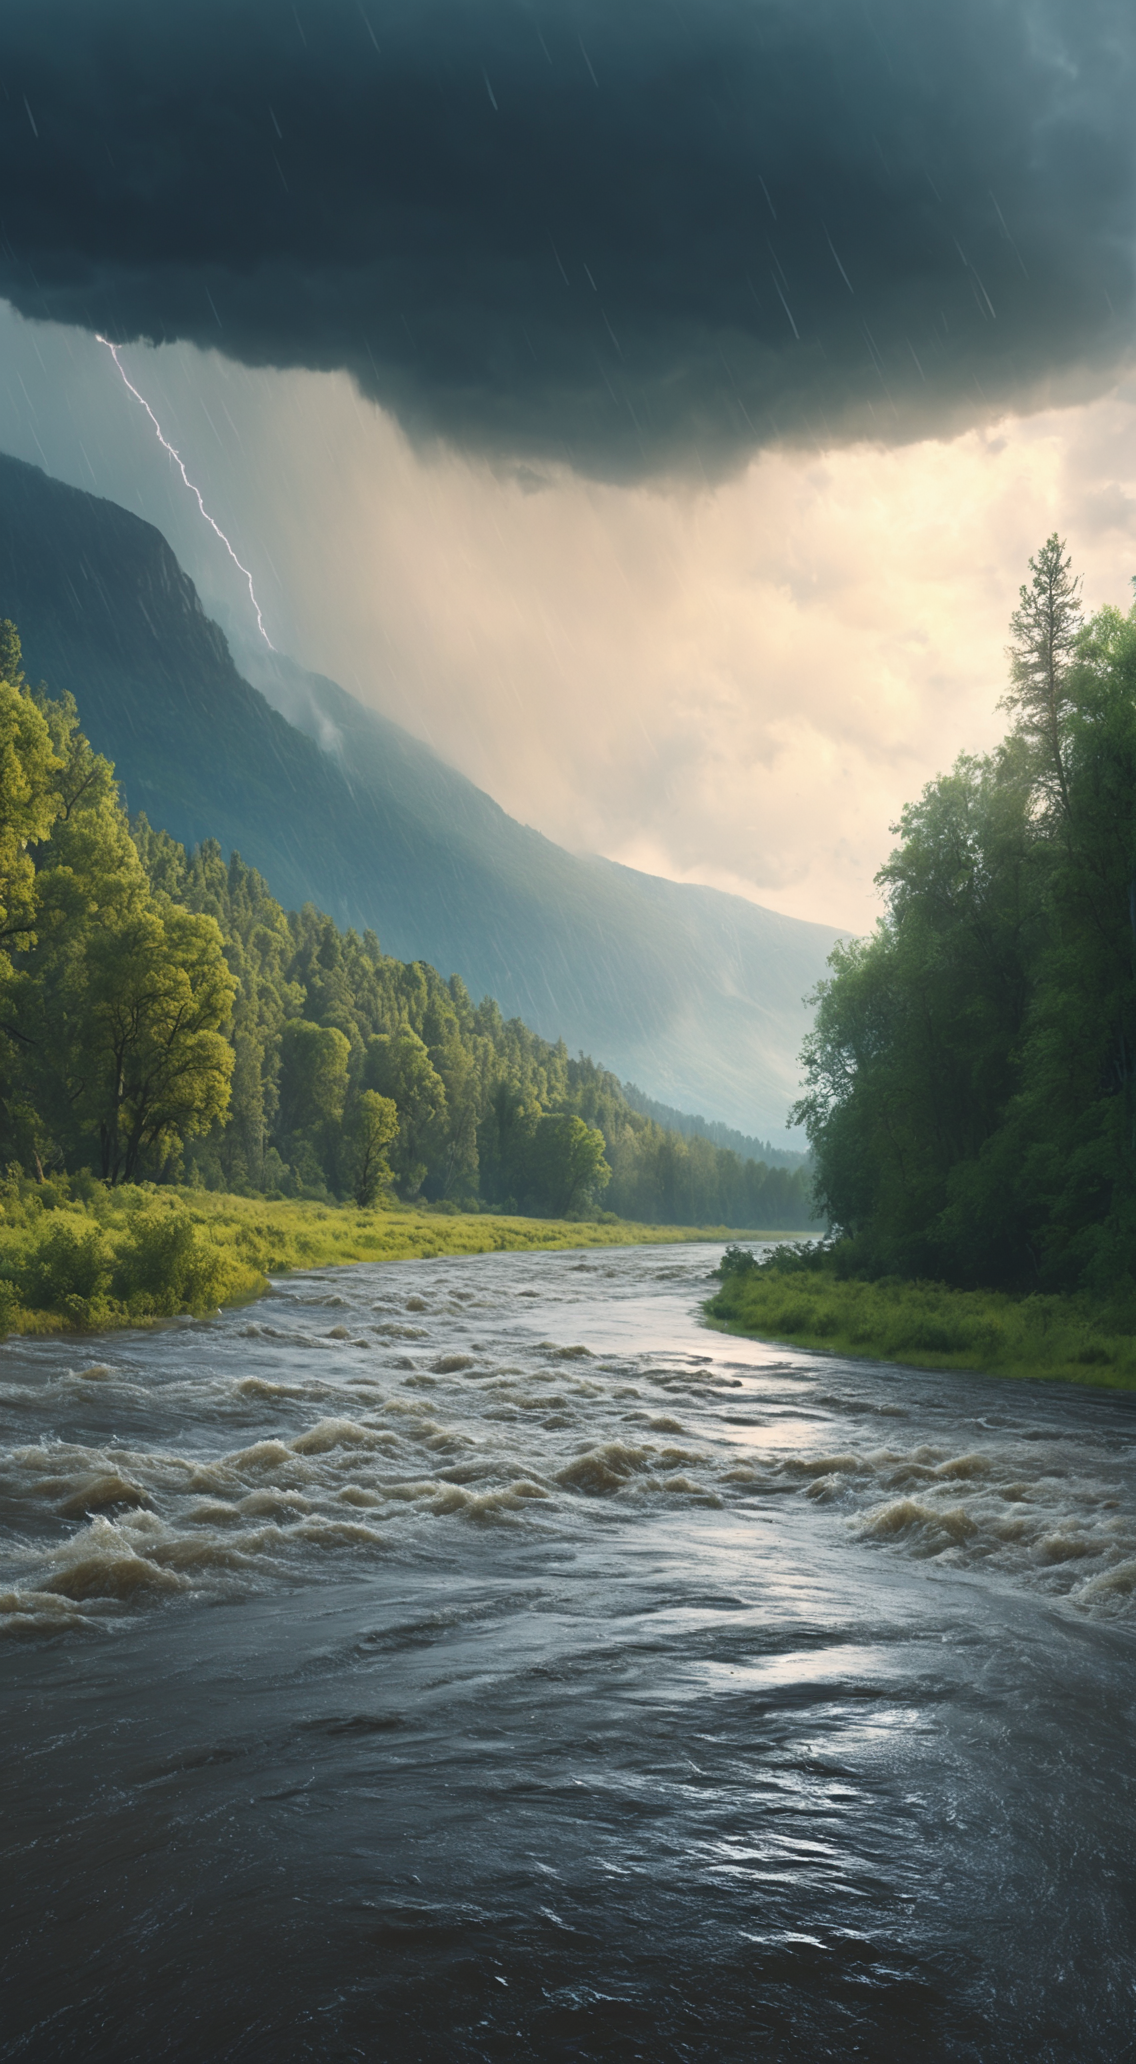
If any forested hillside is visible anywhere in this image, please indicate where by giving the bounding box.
[794,540,1136,1293]
[0,452,840,1137]
[0,622,816,1231]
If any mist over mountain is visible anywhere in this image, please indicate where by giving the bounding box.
[0,452,841,1137]
[617,1087,805,1174]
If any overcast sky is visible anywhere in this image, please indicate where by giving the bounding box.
[0,0,1133,928]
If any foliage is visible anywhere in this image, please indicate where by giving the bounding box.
[793,555,1136,1297]
[1001,531,1084,817]
[713,1238,833,1283]
[0,637,62,976]
[706,1248,1136,1392]
[0,1176,258,1329]
[50,901,235,1183]
[343,1090,399,1207]
[363,1028,447,1197]
[0,625,235,1184]
[110,1200,234,1315]
[127,825,819,1227]
[715,1243,761,1280]
[20,1216,113,1314]
[0,615,819,1264]
[522,1114,611,1217]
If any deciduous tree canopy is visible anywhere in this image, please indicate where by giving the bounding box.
[795,552,1136,1294]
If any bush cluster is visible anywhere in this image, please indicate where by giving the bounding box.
[0,1175,258,1330]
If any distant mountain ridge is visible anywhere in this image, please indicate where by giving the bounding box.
[0,451,842,1136]
[619,1085,806,1171]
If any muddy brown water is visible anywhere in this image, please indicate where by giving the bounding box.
[2,1241,1135,2061]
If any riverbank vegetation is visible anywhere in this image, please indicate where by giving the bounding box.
[713,541,1136,1389]
[0,1175,755,1337]
[793,540,1136,1299]
[706,1244,1136,1390]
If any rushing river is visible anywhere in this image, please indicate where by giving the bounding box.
[2,1240,1135,2061]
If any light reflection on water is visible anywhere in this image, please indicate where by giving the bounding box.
[1,1240,1135,2060]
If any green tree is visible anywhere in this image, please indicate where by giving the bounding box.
[7,712,236,1182]
[794,546,1136,1293]
[343,1089,399,1206]
[994,600,1136,1290]
[0,622,63,982]
[61,904,235,1182]
[277,1019,350,1137]
[429,1031,481,1199]
[276,1018,350,1187]
[794,739,1043,1280]
[519,1113,611,1216]
[1001,533,1083,818]
[364,1029,447,1197]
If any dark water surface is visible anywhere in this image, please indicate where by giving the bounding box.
[2,1242,1135,2061]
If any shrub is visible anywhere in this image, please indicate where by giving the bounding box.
[715,1244,760,1279]
[21,1219,113,1310]
[112,1204,230,1315]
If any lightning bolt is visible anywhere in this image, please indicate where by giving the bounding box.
[96,334,274,647]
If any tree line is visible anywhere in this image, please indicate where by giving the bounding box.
[795,539,1136,1293]
[0,623,816,1229]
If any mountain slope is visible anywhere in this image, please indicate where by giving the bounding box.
[0,452,841,1135]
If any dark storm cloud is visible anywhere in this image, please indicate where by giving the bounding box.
[0,0,1132,478]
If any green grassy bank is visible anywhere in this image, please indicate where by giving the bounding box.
[0,1178,769,1338]
[706,1257,1136,1392]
